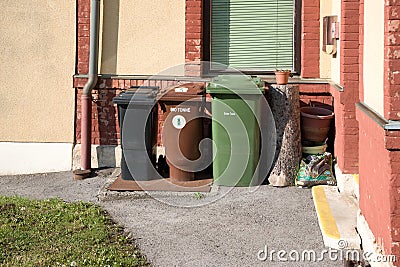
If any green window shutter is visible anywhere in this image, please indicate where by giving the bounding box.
[211,0,294,71]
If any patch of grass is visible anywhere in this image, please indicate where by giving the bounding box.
[193,192,204,200]
[0,196,149,266]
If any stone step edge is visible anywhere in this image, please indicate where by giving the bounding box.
[312,185,361,250]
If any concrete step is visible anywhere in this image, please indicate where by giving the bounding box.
[335,164,360,200]
[353,174,359,200]
[312,185,361,250]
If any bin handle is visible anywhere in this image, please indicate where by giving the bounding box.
[201,95,212,117]
[200,95,206,113]
[159,102,167,113]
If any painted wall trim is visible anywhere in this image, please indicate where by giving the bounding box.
[356,102,400,131]
[74,74,335,85]
[0,142,73,175]
[74,74,210,82]
[328,81,344,92]
[72,144,121,170]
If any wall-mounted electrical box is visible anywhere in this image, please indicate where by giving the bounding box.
[322,16,339,55]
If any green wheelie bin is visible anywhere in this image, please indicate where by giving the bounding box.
[206,75,264,186]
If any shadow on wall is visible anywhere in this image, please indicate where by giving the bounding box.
[88,0,121,168]
[95,145,117,167]
[100,0,120,74]
[95,89,119,167]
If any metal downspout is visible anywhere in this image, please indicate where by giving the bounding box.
[81,0,100,171]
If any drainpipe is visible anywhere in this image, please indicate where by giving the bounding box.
[81,0,100,171]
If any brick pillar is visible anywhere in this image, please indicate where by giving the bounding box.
[359,0,364,102]
[185,0,203,76]
[77,0,90,74]
[387,141,400,257]
[332,0,360,174]
[384,0,400,258]
[301,0,320,78]
[384,1,400,120]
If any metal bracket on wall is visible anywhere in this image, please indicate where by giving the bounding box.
[384,120,400,131]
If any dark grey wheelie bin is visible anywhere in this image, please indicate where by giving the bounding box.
[113,86,159,181]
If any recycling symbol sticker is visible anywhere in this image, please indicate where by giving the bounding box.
[172,115,186,129]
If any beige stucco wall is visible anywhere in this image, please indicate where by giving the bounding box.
[0,0,75,143]
[330,0,340,84]
[319,0,340,83]
[320,0,332,79]
[101,0,185,75]
[363,0,384,115]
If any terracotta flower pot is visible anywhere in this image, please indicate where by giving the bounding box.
[275,71,291,85]
[300,107,334,143]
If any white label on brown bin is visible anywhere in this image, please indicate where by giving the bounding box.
[170,107,191,113]
[172,115,186,129]
[174,87,189,92]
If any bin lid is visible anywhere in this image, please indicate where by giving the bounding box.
[113,86,159,105]
[129,86,159,92]
[159,83,205,102]
[206,75,264,95]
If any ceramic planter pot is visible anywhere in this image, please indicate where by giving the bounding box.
[300,107,334,142]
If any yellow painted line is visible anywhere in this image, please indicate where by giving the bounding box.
[312,186,341,240]
[353,174,359,185]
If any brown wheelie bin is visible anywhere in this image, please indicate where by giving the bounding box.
[158,83,206,181]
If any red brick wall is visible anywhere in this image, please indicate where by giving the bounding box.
[185,0,203,76]
[76,88,120,146]
[74,77,334,147]
[331,88,358,173]
[299,84,333,109]
[301,0,320,78]
[357,108,392,255]
[389,150,400,258]
[327,0,360,174]
[357,107,400,258]
[331,89,359,173]
[77,0,90,74]
[74,77,181,146]
[299,94,333,108]
[384,1,400,120]
[386,130,400,259]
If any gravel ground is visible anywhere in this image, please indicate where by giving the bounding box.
[0,169,342,266]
